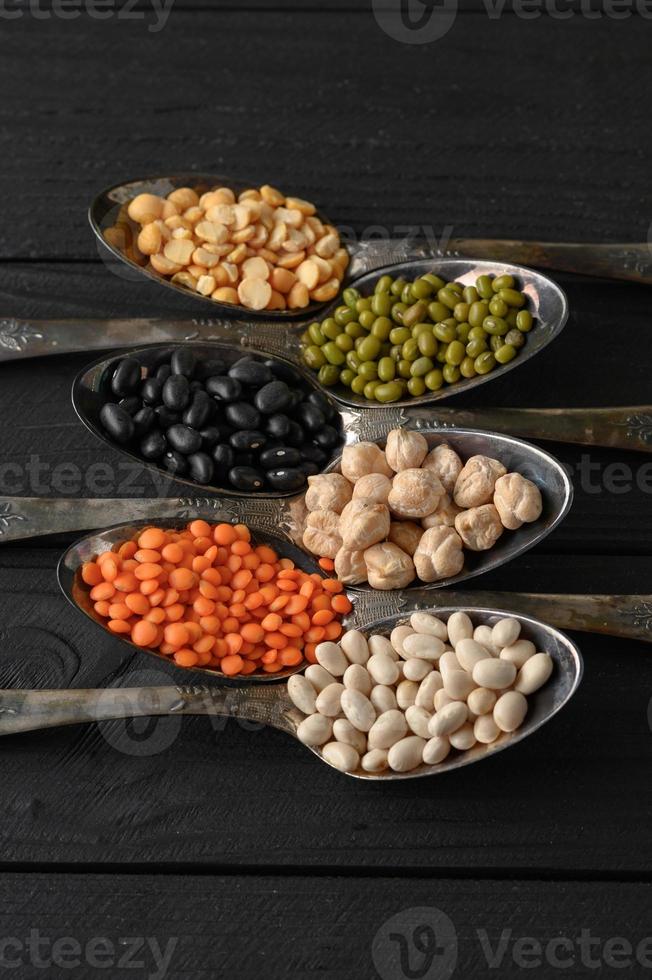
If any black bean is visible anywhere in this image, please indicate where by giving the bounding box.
[266,467,306,492]
[163,374,191,411]
[285,421,305,447]
[297,402,325,432]
[254,380,293,415]
[265,414,291,439]
[199,425,221,447]
[259,446,302,470]
[225,402,260,430]
[183,391,213,429]
[166,424,203,455]
[111,357,141,397]
[306,390,332,417]
[140,430,167,460]
[155,405,181,428]
[141,377,163,405]
[170,347,197,377]
[314,424,340,449]
[228,357,273,387]
[212,443,235,471]
[230,430,267,452]
[288,388,304,411]
[155,364,172,382]
[189,379,204,393]
[100,403,135,444]
[205,376,242,402]
[188,452,214,484]
[229,466,265,492]
[133,406,155,436]
[119,396,141,415]
[300,461,320,476]
[163,450,188,475]
[195,358,226,380]
[264,359,304,386]
[302,444,328,465]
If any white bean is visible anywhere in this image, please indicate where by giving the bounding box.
[343,663,372,695]
[390,624,414,656]
[491,617,521,649]
[473,624,500,655]
[449,723,476,751]
[296,713,332,746]
[368,635,398,660]
[388,735,426,772]
[415,671,443,709]
[368,709,408,749]
[474,713,501,744]
[305,664,335,692]
[402,633,445,662]
[396,679,419,710]
[500,639,536,668]
[472,658,517,690]
[447,611,473,646]
[467,687,497,716]
[423,736,450,765]
[287,674,317,715]
[361,748,389,773]
[367,653,400,686]
[428,701,468,737]
[340,688,376,732]
[333,718,367,753]
[370,684,398,713]
[443,669,476,701]
[439,650,461,675]
[315,641,348,676]
[340,630,370,665]
[434,689,455,712]
[514,653,553,695]
[403,658,432,682]
[410,611,449,640]
[494,691,529,732]
[455,638,491,672]
[315,682,345,717]
[405,705,432,738]
[322,741,359,773]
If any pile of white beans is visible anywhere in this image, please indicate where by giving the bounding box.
[287,611,554,774]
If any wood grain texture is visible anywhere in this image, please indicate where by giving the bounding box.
[1,873,651,979]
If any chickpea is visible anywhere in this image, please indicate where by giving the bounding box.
[385,428,428,472]
[352,473,392,506]
[340,498,391,551]
[302,510,342,558]
[422,442,463,495]
[413,526,464,582]
[388,469,444,520]
[334,547,368,585]
[305,473,353,515]
[421,493,462,529]
[340,442,393,483]
[453,455,507,508]
[364,542,416,590]
[388,521,423,556]
[493,473,543,530]
[454,504,504,551]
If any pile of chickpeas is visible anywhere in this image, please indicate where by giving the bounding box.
[301,270,534,400]
[103,184,348,312]
[288,611,554,775]
[301,428,543,589]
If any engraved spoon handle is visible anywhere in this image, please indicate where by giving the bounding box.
[0,684,291,737]
[403,406,652,453]
[0,495,288,542]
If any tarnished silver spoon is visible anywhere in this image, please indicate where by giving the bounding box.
[0,605,582,780]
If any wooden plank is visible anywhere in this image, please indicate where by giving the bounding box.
[0,873,650,978]
[0,550,649,871]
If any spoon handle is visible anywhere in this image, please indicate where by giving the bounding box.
[403,405,652,453]
[0,684,292,737]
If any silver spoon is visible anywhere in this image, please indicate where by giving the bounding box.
[0,605,582,780]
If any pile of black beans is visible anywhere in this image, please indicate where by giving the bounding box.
[98,348,343,492]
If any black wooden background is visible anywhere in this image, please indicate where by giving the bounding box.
[0,2,651,978]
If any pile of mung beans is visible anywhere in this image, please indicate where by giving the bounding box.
[301,271,534,402]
